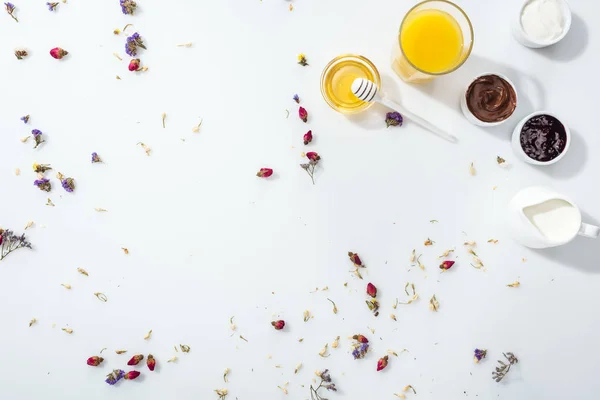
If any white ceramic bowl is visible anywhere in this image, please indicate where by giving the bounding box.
[460,72,518,127]
[512,0,572,48]
[511,111,571,165]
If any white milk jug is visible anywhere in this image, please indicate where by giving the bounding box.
[508,186,599,249]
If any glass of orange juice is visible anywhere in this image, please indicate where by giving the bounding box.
[392,0,474,83]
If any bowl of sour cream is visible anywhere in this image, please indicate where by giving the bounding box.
[512,0,572,48]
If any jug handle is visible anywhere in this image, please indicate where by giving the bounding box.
[579,223,600,239]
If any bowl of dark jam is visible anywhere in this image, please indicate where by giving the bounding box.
[511,111,570,165]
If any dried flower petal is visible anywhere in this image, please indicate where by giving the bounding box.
[144,329,152,340]
[497,156,506,164]
[409,249,416,263]
[348,251,363,267]
[507,281,520,288]
[24,221,33,230]
[294,363,302,374]
[424,238,434,246]
[474,348,487,363]
[303,310,311,322]
[327,298,338,314]
[62,327,73,334]
[293,94,300,103]
[377,355,389,371]
[180,344,191,353]
[176,42,193,47]
[15,168,20,176]
[15,49,27,59]
[116,350,127,354]
[488,239,499,244]
[137,142,151,156]
[469,162,476,176]
[223,367,229,381]
[429,295,439,312]
[29,318,36,327]
[331,336,340,349]
[46,198,55,207]
[297,53,308,66]
[94,208,107,212]
[390,313,397,321]
[271,319,285,330]
[77,268,89,276]
[61,283,71,289]
[256,168,273,178]
[94,292,108,302]
[385,112,403,127]
[105,369,125,385]
[215,389,228,400]
[229,316,236,331]
[87,356,104,367]
[319,343,329,358]
[439,249,454,258]
[122,247,129,254]
[192,119,203,133]
[167,356,177,363]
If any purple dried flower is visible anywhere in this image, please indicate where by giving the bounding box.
[125,32,146,57]
[120,0,136,15]
[61,177,75,193]
[91,152,102,163]
[293,94,300,103]
[34,178,51,192]
[105,369,125,385]
[46,2,58,11]
[352,342,369,359]
[385,111,403,128]
[32,129,45,149]
[4,2,17,22]
[20,115,29,123]
[0,228,32,261]
[474,348,487,363]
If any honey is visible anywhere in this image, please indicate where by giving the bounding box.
[321,55,380,114]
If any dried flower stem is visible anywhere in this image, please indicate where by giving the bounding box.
[492,352,519,382]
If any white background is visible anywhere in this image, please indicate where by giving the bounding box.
[1,0,599,399]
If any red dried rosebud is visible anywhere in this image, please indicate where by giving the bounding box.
[366,282,377,298]
[127,354,144,366]
[299,106,308,123]
[348,251,362,267]
[377,355,389,371]
[271,320,285,330]
[147,354,156,371]
[124,371,141,380]
[128,58,141,71]
[353,334,369,343]
[303,130,313,145]
[49,47,68,59]
[86,356,104,367]
[439,260,455,270]
[306,152,320,162]
[256,168,273,178]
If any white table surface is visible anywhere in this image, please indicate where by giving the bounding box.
[1,0,599,399]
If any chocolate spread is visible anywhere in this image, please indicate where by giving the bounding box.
[466,75,517,123]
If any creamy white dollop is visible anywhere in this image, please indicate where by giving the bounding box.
[521,0,565,42]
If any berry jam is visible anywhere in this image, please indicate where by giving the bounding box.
[520,114,567,162]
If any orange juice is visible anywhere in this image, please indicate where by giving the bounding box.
[401,9,464,74]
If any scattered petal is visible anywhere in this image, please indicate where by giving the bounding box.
[303,310,311,322]
[116,350,127,354]
[180,344,191,353]
[488,239,499,244]
[61,284,71,289]
[137,142,151,156]
[507,281,520,288]
[143,329,152,340]
[24,221,33,230]
[122,247,129,254]
[327,298,338,314]
[256,168,273,178]
[215,389,228,400]
[176,42,193,47]
[77,268,89,276]
[94,208,108,212]
[390,314,397,321]
[94,292,108,302]
[429,295,439,312]
[29,318,37,327]
[192,119,203,133]
[294,363,302,374]
[331,336,340,349]
[497,156,506,164]
[167,356,177,363]
[62,327,73,334]
[424,238,434,246]
[319,343,329,358]
[469,162,476,176]
[223,367,229,381]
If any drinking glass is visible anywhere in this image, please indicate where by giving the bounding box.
[392,0,474,83]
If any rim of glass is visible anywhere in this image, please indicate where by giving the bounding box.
[399,0,474,76]
[320,54,381,114]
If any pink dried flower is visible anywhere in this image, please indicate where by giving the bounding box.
[124,371,141,380]
[271,320,285,330]
[87,356,104,366]
[306,152,320,162]
[366,283,377,298]
[256,168,273,178]
[127,354,144,366]
[352,334,369,344]
[299,107,308,123]
[303,130,313,145]
[377,355,389,371]
[49,47,68,59]
[348,252,362,267]
[439,260,455,270]
[128,58,141,71]
[147,354,156,371]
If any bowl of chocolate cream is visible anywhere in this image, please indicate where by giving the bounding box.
[460,73,518,127]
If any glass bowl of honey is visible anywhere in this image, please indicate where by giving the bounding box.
[320,54,381,115]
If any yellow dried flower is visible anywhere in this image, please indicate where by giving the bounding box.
[94,292,108,302]
[409,249,416,263]
[303,310,311,322]
[115,350,127,354]
[192,119,203,133]
[137,142,151,156]
[390,314,397,321]
[294,363,302,374]
[327,298,338,314]
[113,29,121,35]
[507,281,520,288]
[318,344,329,358]
[180,344,191,353]
[113,52,122,61]
[215,389,228,399]
[424,238,434,246]
[429,295,439,312]
[439,249,454,258]
[29,318,37,327]
[278,383,289,395]
[62,327,73,334]
[61,284,71,289]
[77,268,89,276]
[167,356,177,363]
[331,336,340,349]
[144,329,152,340]
[223,368,230,382]
[394,394,406,399]
[404,385,417,394]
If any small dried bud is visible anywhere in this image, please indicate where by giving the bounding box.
[439,260,455,270]
[298,107,308,123]
[303,130,313,145]
[366,282,377,298]
[352,334,369,344]
[49,47,68,59]
[147,354,156,371]
[306,151,320,162]
[128,58,141,71]
[127,354,144,366]
[271,320,285,330]
[256,168,273,178]
[87,356,104,367]
[124,371,141,380]
[377,355,389,371]
[348,251,362,267]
